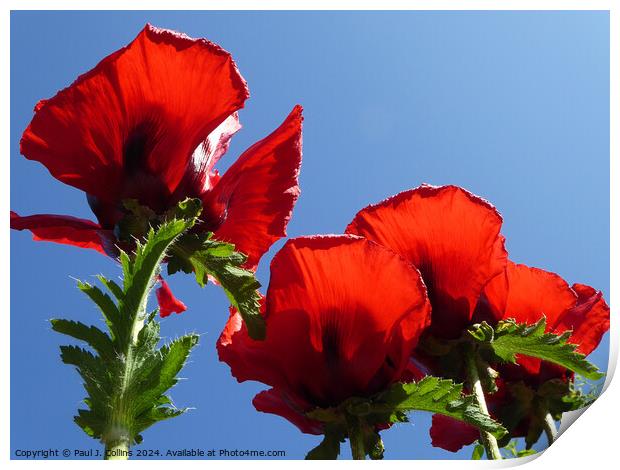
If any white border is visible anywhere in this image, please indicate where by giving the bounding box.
[2,1,616,468]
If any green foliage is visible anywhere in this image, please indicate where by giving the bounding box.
[469,318,603,380]
[52,216,199,446]
[113,197,264,340]
[375,377,506,438]
[305,376,507,459]
[167,232,265,340]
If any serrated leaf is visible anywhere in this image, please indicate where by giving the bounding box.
[51,319,115,361]
[55,218,200,449]
[122,219,194,326]
[201,261,264,340]
[473,318,603,380]
[75,409,103,438]
[77,281,122,342]
[130,334,199,418]
[376,377,507,438]
[168,235,265,340]
[59,344,103,370]
[96,275,124,302]
[134,312,161,353]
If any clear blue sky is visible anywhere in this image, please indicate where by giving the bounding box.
[10,11,609,460]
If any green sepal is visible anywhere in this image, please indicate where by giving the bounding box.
[164,197,203,221]
[362,427,384,460]
[471,443,485,460]
[305,424,345,460]
[497,377,599,449]
[470,318,603,380]
[501,440,538,458]
[114,199,158,242]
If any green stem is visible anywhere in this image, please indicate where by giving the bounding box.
[466,352,502,460]
[348,423,366,460]
[101,268,149,459]
[542,412,557,446]
[104,437,130,460]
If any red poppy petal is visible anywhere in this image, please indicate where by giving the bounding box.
[265,235,430,405]
[21,24,249,202]
[174,113,242,198]
[482,262,608,377]
[430,414,479,452]
[156,277,187,318]
[554,284,610,355]
[10,211,111,255]
[484,261,577,327]
[252,388,323,435]
[218,235,431,407]
[347,185,507,339]
[217,300,284,388]
[208,105,303,269]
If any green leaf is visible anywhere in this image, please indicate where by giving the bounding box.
[208,262,264,340]
[54,218,200,447]
[305,424,344,460]
[96,275,124,302]
[376,377,507,438]
[305,377,505,460]
[471,318,603,380]
[122,219,194,321]
[77,281,122,342]
[131,333,200,418]
[59,345,103,372]
[168,234,265,340]
[51,319,115,361]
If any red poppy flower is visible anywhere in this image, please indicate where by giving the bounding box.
[346,184,508,339]
[11,24,303,312]
[346,184,609,452]
[428,264,610,452]
[217,235,431,434]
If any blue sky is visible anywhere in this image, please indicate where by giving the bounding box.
[10,11,609,460]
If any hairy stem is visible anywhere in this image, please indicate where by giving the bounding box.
[542,412,557,446]
[100,271,151,459]
[466,352,502,460]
